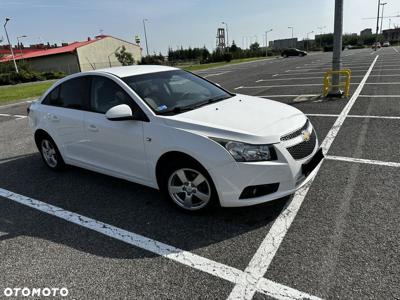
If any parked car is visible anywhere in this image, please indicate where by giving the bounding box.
[372,42,381,49]
[28,66,323,212]
[281,48,307,57]
[382,41,390,47]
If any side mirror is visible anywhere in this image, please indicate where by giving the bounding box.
[105,104,133,121]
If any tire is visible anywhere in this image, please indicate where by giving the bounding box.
[160,159,218,213]
[37,134,65,171]
[299,53,304,57]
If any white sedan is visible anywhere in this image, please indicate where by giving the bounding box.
[28,65,323,212]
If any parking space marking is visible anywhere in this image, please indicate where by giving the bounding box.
[306,113,400,120]
[359,94,400,98]
[227,55,379,300]
[326,155,400,168]
[393,47,399,54]
[236,84,323,89]
[0,187,321,300]
[0,113,26,119]
[203,71,232,78]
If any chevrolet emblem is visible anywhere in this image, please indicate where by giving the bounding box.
[302,130,311,142]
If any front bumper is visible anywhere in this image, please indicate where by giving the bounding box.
[208,138,323,207]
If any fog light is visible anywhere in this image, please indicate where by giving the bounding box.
[239,183,279,199]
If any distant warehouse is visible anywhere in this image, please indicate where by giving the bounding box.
[0,35,142,74]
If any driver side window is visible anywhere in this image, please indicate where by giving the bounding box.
[90,76,133,114]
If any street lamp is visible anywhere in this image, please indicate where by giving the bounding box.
[17,35,27,57]
[306,31,314,51]
[265,29,273,56]
[3,17,19,73]
[222,22,229,48]
[142,18,149,56]
[288,26,294,47]
[317,26,326,47]
[108,46,121,67]
[380,2,387,33]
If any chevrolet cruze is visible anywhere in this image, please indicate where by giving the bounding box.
[28,65,324,212]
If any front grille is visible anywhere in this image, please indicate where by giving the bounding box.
[286,130,317,160]
[281,120,310,141]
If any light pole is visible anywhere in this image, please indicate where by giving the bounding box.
[306,31,314,51]
[330,0,344,97]
[317,26,326,47]
[265,29,273,56]
[380,2,387,33]
[108,46,121,67]
[142,18,149,56]
[375,0,381,51]
[3,17,19,73]
[17,35,27,57]
[288,26,294,47]
[222,22,229,48]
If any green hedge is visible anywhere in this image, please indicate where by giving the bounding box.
[0,70,65,86]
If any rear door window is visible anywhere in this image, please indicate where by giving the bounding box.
[42,86,62,106]
[90,76,134,114]
[58,77,90,110]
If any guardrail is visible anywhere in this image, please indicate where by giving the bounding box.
[323,69,352,97]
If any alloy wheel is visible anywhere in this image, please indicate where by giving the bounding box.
[41,139,58,168]
[167,168,211,210]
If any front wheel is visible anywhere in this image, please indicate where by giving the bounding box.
[38,136,65,170]
[161,161,218,213]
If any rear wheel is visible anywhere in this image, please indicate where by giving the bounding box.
[38,135,65,170]
[161,160,218,213]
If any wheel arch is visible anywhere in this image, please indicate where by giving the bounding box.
[34,129,52,148]
[155,151,211,190]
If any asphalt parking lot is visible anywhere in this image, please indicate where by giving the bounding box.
[0,47,399,299]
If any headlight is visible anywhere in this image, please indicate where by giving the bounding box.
[211,138,277,162]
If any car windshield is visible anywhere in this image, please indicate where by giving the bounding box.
[122,70,233,115]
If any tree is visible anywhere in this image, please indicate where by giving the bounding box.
[229,40,238,52]
[249,42,260,51]
[115,45,134,66]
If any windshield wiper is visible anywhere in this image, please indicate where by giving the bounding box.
[191,95,232,109]
[159,95,232,115]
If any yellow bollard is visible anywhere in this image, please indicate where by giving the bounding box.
[322,69,351,97]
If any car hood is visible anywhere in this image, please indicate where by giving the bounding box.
[161,94,307,144]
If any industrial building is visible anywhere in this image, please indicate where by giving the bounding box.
[383,28,400,42]
[360,28,373,36]
[269,38,298,50]
[0,35,142,74]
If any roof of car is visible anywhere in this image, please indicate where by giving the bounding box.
[90,65,180,78]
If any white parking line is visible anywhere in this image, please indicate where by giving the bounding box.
[203,71,231,78]
[393,47,399,54]
[326,155,400,168]
[359,94,400,98]
[236,84,322,89]
[0,187,321,300]
[306,113,400,120]
[286,67,399,73]
[0,113,27,119]
[237,81,398,90]
[227,54,379,300]
[259,95,302,97]
[258,74,400,82]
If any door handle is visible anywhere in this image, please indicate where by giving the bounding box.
[50,114,60,122]
[88,124,99,132]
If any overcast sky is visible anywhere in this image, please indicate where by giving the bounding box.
[1,0,400,54]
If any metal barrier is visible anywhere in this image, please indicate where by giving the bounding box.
[323,69,352,97]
